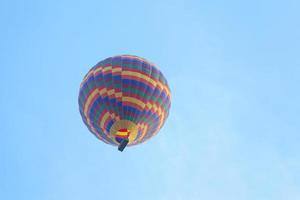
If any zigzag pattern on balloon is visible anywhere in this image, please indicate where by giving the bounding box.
[79,55,171,146]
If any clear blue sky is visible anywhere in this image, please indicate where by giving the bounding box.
[1,0,300,199]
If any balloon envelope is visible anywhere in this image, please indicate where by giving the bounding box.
[78,55,171,149]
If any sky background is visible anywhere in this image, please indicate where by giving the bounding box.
[1,0,300,199]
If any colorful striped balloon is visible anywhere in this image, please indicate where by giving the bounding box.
[78,55,171,151]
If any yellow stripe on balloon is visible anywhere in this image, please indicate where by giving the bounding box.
[136,124,148,143]
[122,96,145,108]
[95,66,122,76]
[152,104,158,112]
[146,102,152,109]
[99,88,106,95]
[107,89,115,96]
[122,70,170,97]
[112,67,122,73]
[102,66,112,73]
[153,112,165,137]
[122,71,156,86]
[94,66,103,74]
[100,112,111,130]
[115,92,122,98]
[98,88,122,98]
[84,89,99,117]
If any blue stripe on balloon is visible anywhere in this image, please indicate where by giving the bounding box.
[106,119,114,132]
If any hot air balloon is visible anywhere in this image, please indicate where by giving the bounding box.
[78,55,171,151]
